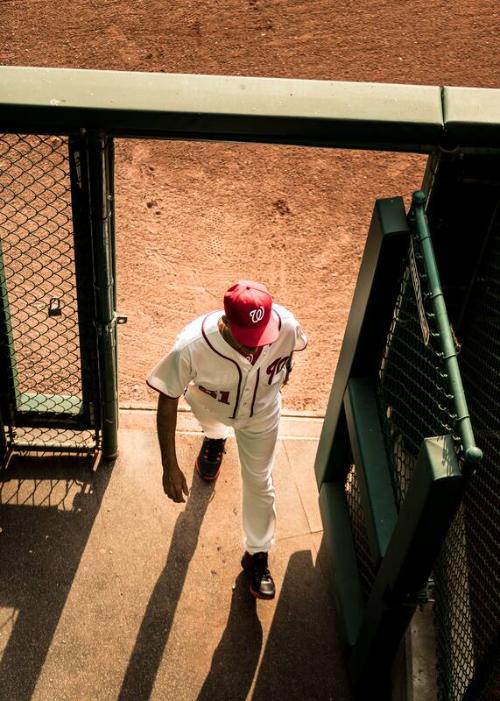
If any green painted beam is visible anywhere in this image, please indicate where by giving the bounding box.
[69,135,102,432]
[315,197,410,486]
[0,402,6,464]
[319,481,365,648]
[443,86,500,148]
[343,377,398,562]
[0,66,444,151]
[1,68,499,150]
[86,133,119,460]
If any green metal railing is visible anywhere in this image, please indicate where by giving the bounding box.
[86,133,119,459]
[316,192,489,698]
[376,191,490,699]
[1,66,500,152]
[411,191,481,466]
[432,197,500,701]
[377,191,482,512]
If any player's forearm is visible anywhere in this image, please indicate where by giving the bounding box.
[156,394,180,470]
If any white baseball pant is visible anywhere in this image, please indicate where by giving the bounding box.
[185,394,280,555]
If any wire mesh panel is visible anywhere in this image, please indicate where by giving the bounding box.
[432,214,500,701]
[0,134,98,454]
[378,245,464,508]
[339,203,468,642]
[378,232,473,698]
[377,204,498,699]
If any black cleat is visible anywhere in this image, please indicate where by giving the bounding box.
[195,437,226,481]
[241,551,276,600]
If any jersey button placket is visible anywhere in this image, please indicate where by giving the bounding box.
[236,364,251,418]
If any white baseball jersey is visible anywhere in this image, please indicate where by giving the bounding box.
[147,303,307,423]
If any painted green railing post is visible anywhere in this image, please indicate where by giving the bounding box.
[315,197,411,652]
[87,132,118,460]
[103,137,119,388]
[315,197,411,487]
[411,190,483,470]
[68,135,103,435]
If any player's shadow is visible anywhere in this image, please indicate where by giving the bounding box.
[196,572,263,701]
[0,453,114,701]
[118,472,216,701]
[198,544,351,701]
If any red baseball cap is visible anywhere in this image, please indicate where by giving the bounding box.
[224,280,280,347]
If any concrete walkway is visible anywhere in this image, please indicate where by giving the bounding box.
[0,409,353,701]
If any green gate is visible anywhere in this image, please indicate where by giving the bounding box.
[0,132,119,463]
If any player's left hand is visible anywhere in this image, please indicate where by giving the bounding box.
[162,465,189,503]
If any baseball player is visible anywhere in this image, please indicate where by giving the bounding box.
[147,280,307,599]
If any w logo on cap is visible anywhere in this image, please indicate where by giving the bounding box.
[249,306,265,323]
[223,280,279,347]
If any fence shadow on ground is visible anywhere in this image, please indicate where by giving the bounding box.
[0,453,114,701]
[253,547,350,701]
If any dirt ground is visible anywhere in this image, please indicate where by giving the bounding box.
[1,0,499,415]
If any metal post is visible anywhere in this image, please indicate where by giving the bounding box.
[87,132,118,459]
[0,235,17,426]
[315,197,411,486]
[0,402,7,465]
[68,135,102,433]
[313,197,411,654]
[411,191,483,470]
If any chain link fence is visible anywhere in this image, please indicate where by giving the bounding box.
[378,241,464,501]
[431,210,500,700]
[344,225,464,607]
[0,134,98,456]
[345,463,378,601]
[376,235,464,694]
[371,214,498,699]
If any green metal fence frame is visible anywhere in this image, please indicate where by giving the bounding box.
[0,235,17,428]
[68,134,102,432]
[316,197,411,658]
[315,194,483,695]
[0,132,118,459]
[0,66,497,694]
[86,132,119,459]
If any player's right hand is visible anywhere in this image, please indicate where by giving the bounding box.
[162,465,189,503]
